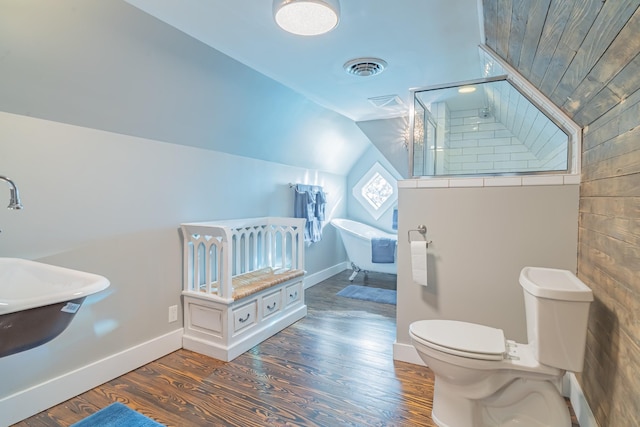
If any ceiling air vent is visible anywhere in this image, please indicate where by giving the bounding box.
[344,58,387,77]
[368,95,405,110]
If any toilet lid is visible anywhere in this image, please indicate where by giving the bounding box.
[410,320,506,360]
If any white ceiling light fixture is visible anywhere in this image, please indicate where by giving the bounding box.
[273,0,340,36]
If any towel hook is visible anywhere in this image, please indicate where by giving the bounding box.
[408,224,432,247]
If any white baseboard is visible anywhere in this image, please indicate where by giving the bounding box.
[567,372,599,427]
[0,328,183,426]
[304,262,348,289]
[393,341,425,366]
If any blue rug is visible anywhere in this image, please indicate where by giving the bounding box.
[337,284,397,305]
[71,402,164,427]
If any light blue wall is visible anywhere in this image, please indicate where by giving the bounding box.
[0,1,361,419]
[0,0,369,175]
[0,112,348,418]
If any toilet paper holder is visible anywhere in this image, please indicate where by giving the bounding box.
[408,225,432,247]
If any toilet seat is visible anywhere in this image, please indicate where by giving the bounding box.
[410,320,506,361]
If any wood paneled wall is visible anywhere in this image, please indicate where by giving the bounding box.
[483,0,640,425]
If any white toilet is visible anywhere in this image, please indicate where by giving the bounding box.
[409,266,593,427]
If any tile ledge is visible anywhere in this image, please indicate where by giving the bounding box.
[400,175,581,188]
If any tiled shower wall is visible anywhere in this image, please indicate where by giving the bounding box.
[413,101,567,176]
[445,107,537,174]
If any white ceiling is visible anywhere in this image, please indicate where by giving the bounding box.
[125,0,484,122]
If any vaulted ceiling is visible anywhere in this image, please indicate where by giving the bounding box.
[125,0,484,122]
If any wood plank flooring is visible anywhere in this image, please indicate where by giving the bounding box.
[13,271,436,427]
[13,270,579,426]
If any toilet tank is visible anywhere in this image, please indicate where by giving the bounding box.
[520,267,593,372]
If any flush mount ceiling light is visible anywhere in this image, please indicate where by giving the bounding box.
[458,85,477,93]
[273,0,340,36]
[344,58,387,77]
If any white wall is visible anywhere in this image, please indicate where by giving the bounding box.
[394,183,579,362]
[0,111,348,422]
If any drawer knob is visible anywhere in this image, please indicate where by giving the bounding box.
[289,291,298,300]
[267,302,277,311]
[238,313,250,323]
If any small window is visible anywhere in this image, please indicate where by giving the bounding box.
[361,172,393,209]
[353,162,397,219]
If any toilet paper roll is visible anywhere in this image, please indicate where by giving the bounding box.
[411,241,428,286]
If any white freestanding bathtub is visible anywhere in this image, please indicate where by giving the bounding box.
[331,218,397,281]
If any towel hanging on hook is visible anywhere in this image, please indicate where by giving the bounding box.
[292,183,326,243]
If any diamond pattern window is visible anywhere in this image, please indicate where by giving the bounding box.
[353,162,397,220]
[362,172,393,209]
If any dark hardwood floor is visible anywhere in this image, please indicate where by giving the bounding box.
[13,270,579,426]
[13,271,437,427]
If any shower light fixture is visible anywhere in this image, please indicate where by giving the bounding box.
[273,0,340,36]
[458,86,477,94]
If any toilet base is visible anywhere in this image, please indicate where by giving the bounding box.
[431,377,571,427]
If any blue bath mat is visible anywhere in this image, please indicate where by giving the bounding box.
[337,284,397,305]
[71,402,164,427]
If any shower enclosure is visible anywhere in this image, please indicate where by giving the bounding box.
[409,74,573,178]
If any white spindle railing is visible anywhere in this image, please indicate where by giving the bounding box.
[181,218,305,302]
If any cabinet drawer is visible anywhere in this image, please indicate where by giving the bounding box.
[189,302,223,335]
[233,300,257,333]
[285,281,303,307]
[262,290,281,319]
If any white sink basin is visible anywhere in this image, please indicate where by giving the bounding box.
[0,258,110,316]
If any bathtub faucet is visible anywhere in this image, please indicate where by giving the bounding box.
[0,176,23,210]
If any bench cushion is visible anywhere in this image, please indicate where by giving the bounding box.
[232,268,305,300]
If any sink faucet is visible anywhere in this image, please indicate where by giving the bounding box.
[0,176,23,210]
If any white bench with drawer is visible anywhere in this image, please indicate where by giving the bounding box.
[180,217,306,361]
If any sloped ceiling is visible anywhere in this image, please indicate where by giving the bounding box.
[482,0,640,128]
[0,0,370,175]
[125,0,483,122]
[356,117,410,177]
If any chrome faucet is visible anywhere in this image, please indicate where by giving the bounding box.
[0,176,23,210]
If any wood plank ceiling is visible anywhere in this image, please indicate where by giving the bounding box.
[483,0,640,128]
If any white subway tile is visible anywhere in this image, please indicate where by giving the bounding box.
[463,146,494,155]
[478,122,505,131]
[468,131,496,139]
[510,152,538,161]
[451,124,479,133]
[449,178,485,187]
[398,180,417,188]
[484,177,523,186]
[417,179,449,188]
[451,139,478,148]
[463,116,482,125]
[448,154,478,163]
[494,129,513,138]
[463,162,495,170]
[497,137,514,146]
[522,175,564,186]
[478,153,511,162]
[494,160,528,169]
[495,145,528,154]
